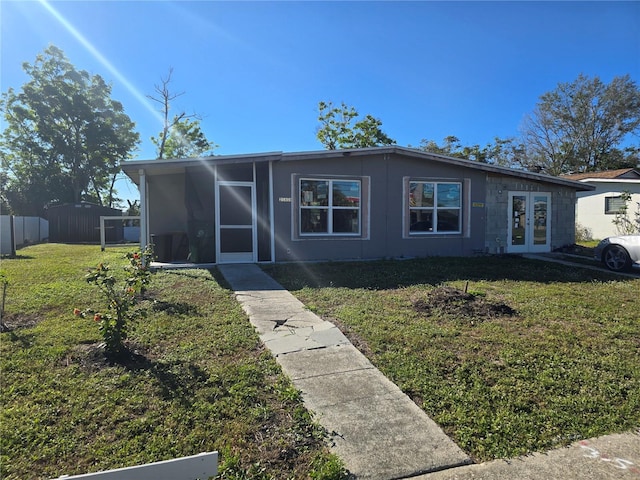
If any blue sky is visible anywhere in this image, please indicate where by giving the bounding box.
[1,1,639,203]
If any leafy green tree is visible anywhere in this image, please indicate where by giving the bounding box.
[417,136,464,157]
[519,74,640,175]
[416,135,524,166]
[151,117,214,159]
[316,101,395,149]
[0,46,139,216]
[148,68,216,159]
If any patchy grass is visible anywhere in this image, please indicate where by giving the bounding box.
[577,240,601,249]
[264,256,640,462]
[1,244,346,480]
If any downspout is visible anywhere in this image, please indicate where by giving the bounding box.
[139,169,148,255]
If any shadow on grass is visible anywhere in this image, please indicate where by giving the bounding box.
[0,254,34,260]
[151,299,200,316]
[162,268,220,281]
[2,328,36,348]
[262,255,635,291]
[75,346,209,408]
[124,354,208,406]
[159,267,236,291]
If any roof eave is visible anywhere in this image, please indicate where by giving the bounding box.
[120,146,595,191]
[121,151,283,184]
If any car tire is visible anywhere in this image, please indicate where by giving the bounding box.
[603,245,632,272]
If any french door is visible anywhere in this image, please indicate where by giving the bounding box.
[216,181,257,263]
[507,192,551,253]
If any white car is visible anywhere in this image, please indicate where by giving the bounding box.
[593,235,640,272]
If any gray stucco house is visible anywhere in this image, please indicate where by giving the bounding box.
[121,146,594,264]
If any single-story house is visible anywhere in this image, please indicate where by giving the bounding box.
[561,168,640,240]
[121,146,594,264]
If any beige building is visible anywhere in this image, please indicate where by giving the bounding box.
[563,169,640,240]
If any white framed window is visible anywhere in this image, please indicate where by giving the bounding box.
[407,181,462,234]
[604,196,625,215]
[299,178,362,236]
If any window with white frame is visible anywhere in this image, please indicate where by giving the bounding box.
[604,196,625,215]
[299,178,361,235]
[408,181,462,233]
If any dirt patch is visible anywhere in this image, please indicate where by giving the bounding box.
[0,312,43,332]
[61,341,152,371]
[413,286,516,321]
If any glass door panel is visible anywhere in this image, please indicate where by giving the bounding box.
[533,195,549,246]
[510,194,527,248]
[508,192,550,253]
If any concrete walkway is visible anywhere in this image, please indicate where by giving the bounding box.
[218,263,640,480]
[414,431,640,479]
[218,264,471,479]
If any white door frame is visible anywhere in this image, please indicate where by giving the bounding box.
[215,180,257,263]
[507,192,551,253]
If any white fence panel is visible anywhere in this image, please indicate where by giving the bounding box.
[124,226,141,242]
[0,215,15,255]
[0,216,49,253]
[100,215,140,250]
[53,451,218,480]
[13,216,49,246]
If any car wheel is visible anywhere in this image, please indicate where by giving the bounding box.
[603,245,632,272]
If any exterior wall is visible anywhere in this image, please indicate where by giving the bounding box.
[485,174,577,253]
[132,150,585,264]
[575,181,640,239]
[271,152,488,262]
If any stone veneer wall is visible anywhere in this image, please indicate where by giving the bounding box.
[485,174,577,254]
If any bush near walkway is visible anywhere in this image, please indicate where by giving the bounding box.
[0,244,346,480]
[265,257,640,462]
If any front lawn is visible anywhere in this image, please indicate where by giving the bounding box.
[264,256,640,462]
[1,244,345,480]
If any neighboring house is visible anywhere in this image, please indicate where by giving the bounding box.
[562,168,640,240]
[121,146,593,264]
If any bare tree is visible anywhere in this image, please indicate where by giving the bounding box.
[147,68,214,159]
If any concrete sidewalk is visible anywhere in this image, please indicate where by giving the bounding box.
[414,431,640,480]
[218,264,471,479]
[218,264,640,480]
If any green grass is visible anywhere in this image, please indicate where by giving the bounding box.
[264,256,640,462]
[1,244,346,480]
[577,240,601,249]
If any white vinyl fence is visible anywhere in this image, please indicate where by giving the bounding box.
[53,451,218,480]
[1,215,49,255]
[100,215,140,250]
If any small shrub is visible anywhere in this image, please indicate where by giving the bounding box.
[575,223,593,242]
[612,191,640,235]
[75,246,154,358]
